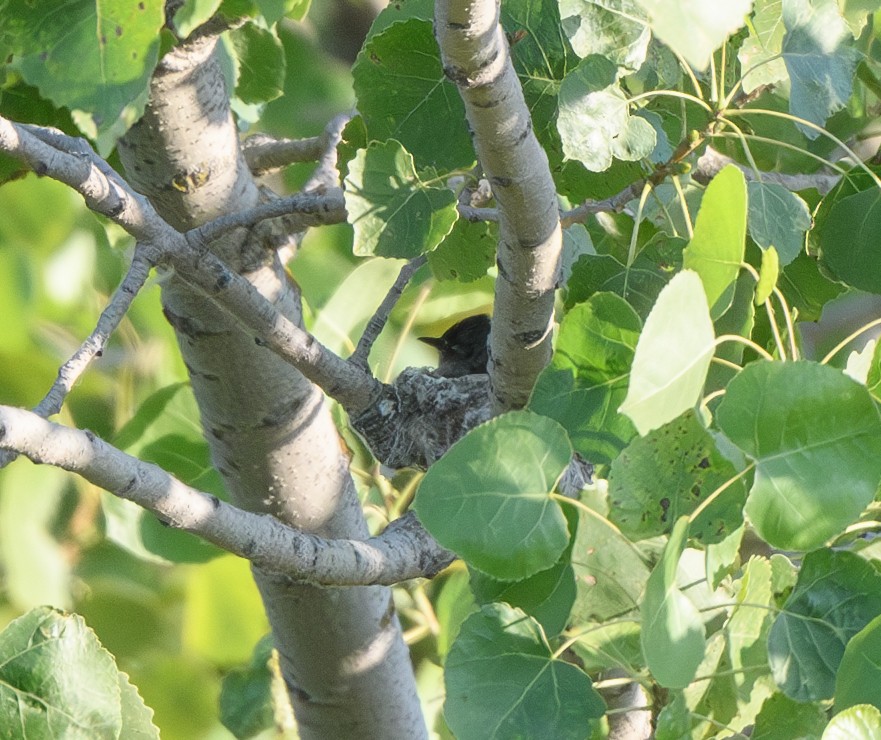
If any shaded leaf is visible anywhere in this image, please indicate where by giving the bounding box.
[782,0,860,138]
[352,19,473,171]
[445,604,605,740]
[530,293,640,464]
[747,181,811,266]
[768,549,881,702]
[609,410,746,544]
[414,411,571,580]
[716,361,881,551]
[835,612,881,713]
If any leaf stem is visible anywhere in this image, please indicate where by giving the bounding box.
[550,493,651,565]
[820,317,881,365]
[715,335,774,361]
[688,463,755,524]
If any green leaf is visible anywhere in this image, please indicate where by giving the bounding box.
[414,411,572,580]
[752,693,827,740]
[845,338,875,385]
[109,383,228,564]
[818,188,881,293]
[228,22,285,104]
[866,340,881,402]
[572,620,644,673]
[0,463,72,611]
[747,181,811,266]
[428,219,497,282]
[835,613,881,713]
[641,517,706,688]
[344,140,458,258]
[634,0,752,70]
[755,246,780,305]
[444,604,605,740]
[435,570,477,659]
[570,486,651,622]
[839,0,881,36]
[470,562,576,638]
[352,19,474,172]
[173,0,222,38]
[768,549,881,702]
[739,0,790,93]
[0,607,124,738]
[529,293,640,465]
[3,0,164,146]
[822,705,881,740]
[779,251,846,322]
[219,635,274,739]
[117,670,160,739]
[558,55,656,172]
[716,361,881,551]
[782,0,860,138]
[564,253,670,319]
[558,0,650,70]
[683,165,747,317]
[619,270,716,435]
[608,410,746,544]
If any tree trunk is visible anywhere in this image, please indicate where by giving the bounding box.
[117,34,425,739]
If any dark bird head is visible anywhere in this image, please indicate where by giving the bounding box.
[419,314,491,378]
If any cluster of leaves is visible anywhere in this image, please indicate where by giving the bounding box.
[4,0,881,738]
[345,0,881,737]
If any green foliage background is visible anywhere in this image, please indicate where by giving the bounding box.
[4,0,881,738]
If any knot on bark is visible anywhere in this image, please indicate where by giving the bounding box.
[350,368,491,469]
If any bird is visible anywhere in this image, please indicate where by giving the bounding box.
[419,314,491,377]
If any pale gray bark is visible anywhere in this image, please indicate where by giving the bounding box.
[435,0,562,413]
[0,406,455,585]
[115,35,425,739]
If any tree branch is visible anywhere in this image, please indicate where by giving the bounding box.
[0,249,154,470]
[0,116,383,414]
[0,406,455,585]
[350,255,427,371]
[435,0,562,413]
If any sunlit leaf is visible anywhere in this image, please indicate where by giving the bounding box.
[683,165,747,317]
[634,0,752,70]
[641,517,706,688]
[344,140,458,258]
[619,270,715,435]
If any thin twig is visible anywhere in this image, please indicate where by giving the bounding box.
[243,133,326,175]
[36,248,153,418]
[0,248,154,471]
[186,187,347,246]
[350,255,428,371]
[303,112,353,193]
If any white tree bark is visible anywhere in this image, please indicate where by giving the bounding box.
[435,0,562,413]
[114,36,426,738]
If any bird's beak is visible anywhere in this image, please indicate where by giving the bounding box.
[418,336,445,349]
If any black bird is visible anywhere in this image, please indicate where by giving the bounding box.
[419,314,491,377]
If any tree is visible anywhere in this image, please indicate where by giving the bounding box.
[2,0,881,737]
